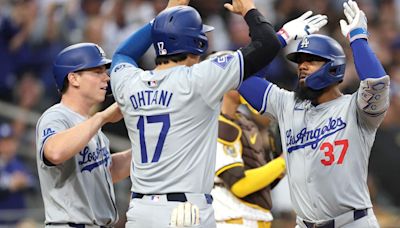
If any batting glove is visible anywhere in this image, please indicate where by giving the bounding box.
[278,11,328,45]
[170,202,200,227]
[339,0,368,43]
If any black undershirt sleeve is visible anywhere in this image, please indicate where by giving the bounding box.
[240,9,281,79]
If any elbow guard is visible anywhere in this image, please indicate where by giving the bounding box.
[357,75,390,115]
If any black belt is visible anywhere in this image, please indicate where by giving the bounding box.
[46,223,107,228]
[303,209,368,228]
[131,192,213,204]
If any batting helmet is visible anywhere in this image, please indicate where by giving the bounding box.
[53,43,111,91]
[151,6,214,56]
[286,34,346,90]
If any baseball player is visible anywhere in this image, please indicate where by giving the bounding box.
[209,9,328,223]
[36,43,131,227]
[109,0,288,226]
[208,12,328,227]
[212,88,285,228]
[238,1,389,227]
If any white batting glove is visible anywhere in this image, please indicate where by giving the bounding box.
[278,11,328,45]
[339,0,368,42]
[170,202,200,227]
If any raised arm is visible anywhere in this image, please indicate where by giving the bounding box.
[252,11,328,78]
[234,4,327,80]
[340,0,389,120]
[340,0,386,80]
[224,0,280,79]
[237,11,328,111]
[111,0,191,69]
[111,23,153,69]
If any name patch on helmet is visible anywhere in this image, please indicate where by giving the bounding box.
[157,42,168,55]
[211,54,234,69]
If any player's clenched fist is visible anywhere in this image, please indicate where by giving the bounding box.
[169,202,200,227]
[224,0,256,16]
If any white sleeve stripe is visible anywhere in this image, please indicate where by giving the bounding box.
[261,84,273,113]
[235,51,244,90]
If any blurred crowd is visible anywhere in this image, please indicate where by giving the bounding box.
[0,0,399,227]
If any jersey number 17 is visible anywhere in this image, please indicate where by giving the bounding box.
[137,114,170,163]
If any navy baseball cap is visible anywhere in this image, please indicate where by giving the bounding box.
[0,123,13,139]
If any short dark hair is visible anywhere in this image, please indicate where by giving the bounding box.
[155,53,189,65]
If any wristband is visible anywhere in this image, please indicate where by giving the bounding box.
[348,27,368,43]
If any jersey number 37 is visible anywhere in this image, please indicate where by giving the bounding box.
[320,139,349,166]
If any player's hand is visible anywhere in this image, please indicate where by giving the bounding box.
[100,103,123,124]
[167,0,190,9]
[224,0,256,17]
[278,11,328,45]
[169,202,200,227]
[339,0,368,42]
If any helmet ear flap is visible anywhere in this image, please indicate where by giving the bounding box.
[328,64,345,77]
[305,60,346,90]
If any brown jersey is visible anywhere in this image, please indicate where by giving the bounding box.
[217,113,275,210]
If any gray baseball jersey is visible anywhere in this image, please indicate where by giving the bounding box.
[36,103,118,226]
[240,76,389,222]
[110,51,244,194]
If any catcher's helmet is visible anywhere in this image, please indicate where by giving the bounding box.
[287,34,346,90]
[151,6,214,56]
[53,43,111,91]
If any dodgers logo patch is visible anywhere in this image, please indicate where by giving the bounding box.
[43,128,55,138]
[211,54,234,69]
[300,37,310,48]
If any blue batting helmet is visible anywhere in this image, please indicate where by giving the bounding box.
[53,43,111,91]
[286,34,346,90]
[151,6,214,56]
